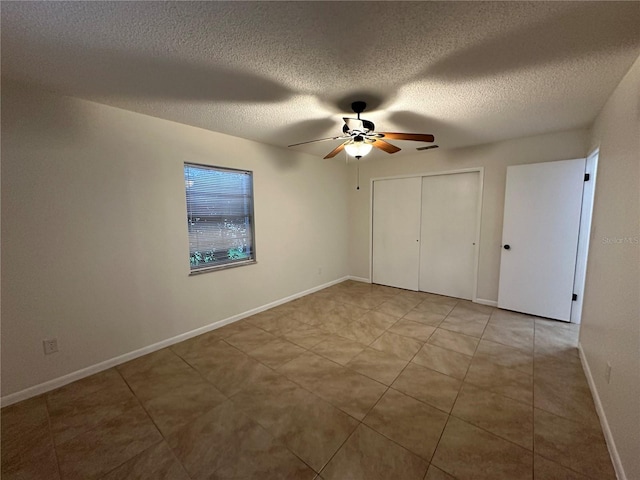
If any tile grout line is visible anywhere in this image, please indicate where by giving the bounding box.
[298,285,392,477]
[429,413,458,478]
[431,305,536,479]
[530,319,609,480]
[138,337,323,478]
[338,288,555,478]
[286,291,443,476]
[219,305,372,477]
[335,296,466,412]
[315,419,360,478]
[534,450,605,480]
[46,371,168,480]
[429,302,476,477]
[43,394,64,480]
[43,370,176,479]
[347,301,458,474]
[109,368,191,480]
[360,380,432,468]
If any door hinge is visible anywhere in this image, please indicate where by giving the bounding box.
[584,173,590,181]
[572,293,578,301]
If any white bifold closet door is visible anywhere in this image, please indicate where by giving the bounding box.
[419,172,480,300]
[372,177,422,290]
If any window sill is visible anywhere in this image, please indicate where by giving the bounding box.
[189,259,257,276]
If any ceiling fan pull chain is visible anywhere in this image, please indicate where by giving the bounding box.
[356,156,361,190]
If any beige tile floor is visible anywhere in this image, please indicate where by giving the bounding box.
[1,280,615,480]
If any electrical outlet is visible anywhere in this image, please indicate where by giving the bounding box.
[317,267,322,275]
[43,338,58,355]
[605,362,612,384]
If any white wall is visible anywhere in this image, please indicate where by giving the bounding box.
[1,81,349,398]
[347,129,589,302]
[581,55,640,480]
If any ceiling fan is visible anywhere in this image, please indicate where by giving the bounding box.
[288,101,435,159]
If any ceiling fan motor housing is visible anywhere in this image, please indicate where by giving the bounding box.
[351,101,367,115]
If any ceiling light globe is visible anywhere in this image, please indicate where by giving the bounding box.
[344,141,373,157]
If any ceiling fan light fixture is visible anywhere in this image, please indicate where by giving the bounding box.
[344,139,372,158]
[288,100,434,159]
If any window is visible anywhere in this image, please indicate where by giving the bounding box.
[184,163,256,274]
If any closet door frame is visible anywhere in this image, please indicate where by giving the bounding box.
[369,167,484,302]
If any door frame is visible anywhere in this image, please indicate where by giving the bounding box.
[369,167,484,302]
[570,149,599,323]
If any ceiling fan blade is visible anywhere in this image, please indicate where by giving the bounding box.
[324,142,347,159]
[372,139,401,154]
[288,136,346,147]
[379,132,435,142]
[343,117,364,132]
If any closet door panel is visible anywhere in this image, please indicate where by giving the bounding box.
[372,177,422,290]
[419,172,480,300]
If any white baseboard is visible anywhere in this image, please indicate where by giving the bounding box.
[578,343,625,480]
[474,298,498,307]
[0,276,350,407]
[347,276,371,283]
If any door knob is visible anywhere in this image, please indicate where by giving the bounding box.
[503,244,511,250]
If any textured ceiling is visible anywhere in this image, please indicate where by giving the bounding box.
[2,1,639,158]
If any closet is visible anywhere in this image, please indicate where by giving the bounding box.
[372,170,482,300]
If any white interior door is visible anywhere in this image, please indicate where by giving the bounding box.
[419,172,480,300]
[372,177,421,290]
[498,158,586,321]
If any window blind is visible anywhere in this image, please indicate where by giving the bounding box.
[184,163,255,272]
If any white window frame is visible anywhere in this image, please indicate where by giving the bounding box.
[184,162,256,275]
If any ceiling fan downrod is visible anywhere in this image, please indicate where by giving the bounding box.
[351,101,367,119]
